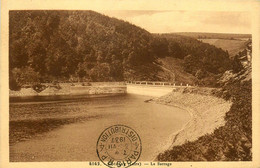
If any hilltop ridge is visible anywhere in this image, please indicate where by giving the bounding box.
[167,32,251,39]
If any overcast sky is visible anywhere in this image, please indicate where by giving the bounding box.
[100,10,251,34]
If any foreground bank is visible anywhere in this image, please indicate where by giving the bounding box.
[151,87,231,160]
[156,81,252,161]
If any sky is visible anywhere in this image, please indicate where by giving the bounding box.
[100,10,251,34]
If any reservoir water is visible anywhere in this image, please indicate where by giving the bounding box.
[9,93,190,161]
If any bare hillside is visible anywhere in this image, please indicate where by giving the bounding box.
[154,57,198,85]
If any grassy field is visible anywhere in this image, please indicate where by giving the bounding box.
[172,32,251,39]
[199,39,248,58]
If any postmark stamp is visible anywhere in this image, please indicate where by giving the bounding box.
[96,125,142,168]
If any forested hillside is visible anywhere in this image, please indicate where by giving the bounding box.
[10,10,157,86]
[157,34,233,85]
[10,11,233,90]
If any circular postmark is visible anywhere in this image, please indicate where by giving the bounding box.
[96,125,142,168]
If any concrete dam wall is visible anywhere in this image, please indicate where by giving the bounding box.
[10,82,181,97]
[126,85,175,97]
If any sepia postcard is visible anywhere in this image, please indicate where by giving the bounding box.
[1,0,260,168]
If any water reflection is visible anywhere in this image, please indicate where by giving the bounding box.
[9,94,144,145]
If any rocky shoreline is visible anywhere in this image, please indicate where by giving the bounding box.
[152,87,232,160]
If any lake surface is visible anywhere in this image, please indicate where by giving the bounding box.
[10,93,190,161]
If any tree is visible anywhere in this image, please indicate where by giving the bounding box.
[195,69,206,79]
[168,41,184,58]
[11,67,40,87]
[151,37,169,58]
[89,63,111,81]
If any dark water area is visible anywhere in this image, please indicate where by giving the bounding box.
[9,94,126,145]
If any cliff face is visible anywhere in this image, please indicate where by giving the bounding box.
[218,39,252,86]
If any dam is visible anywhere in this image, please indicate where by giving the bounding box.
[9,81,192,98]
[126,81,192,97]
[127,85,175,97]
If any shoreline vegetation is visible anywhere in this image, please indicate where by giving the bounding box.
[156,81,252,161]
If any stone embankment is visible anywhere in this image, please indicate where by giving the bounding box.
[9,82,126,97]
